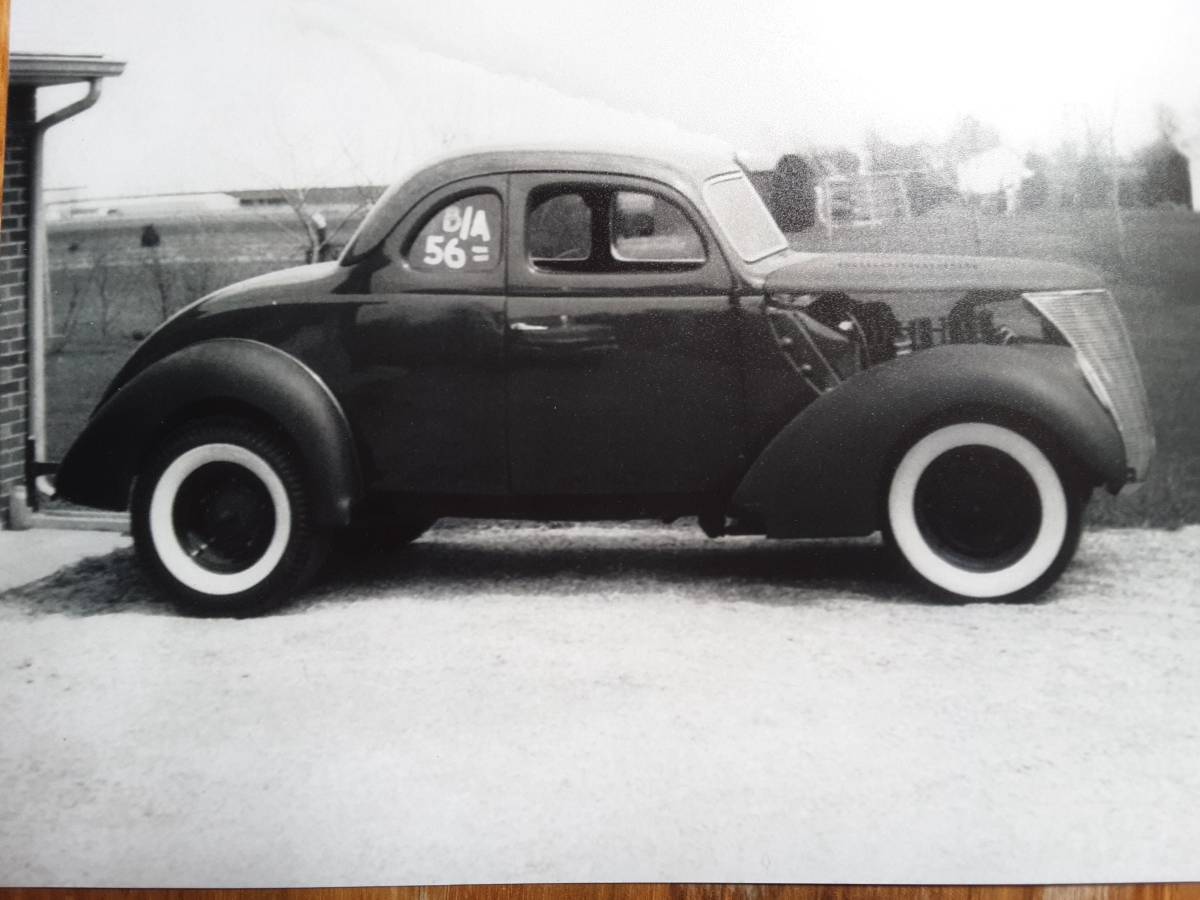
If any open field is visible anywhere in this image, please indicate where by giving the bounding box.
[46,203,1200,527]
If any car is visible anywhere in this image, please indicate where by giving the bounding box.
[54,147,1155,616]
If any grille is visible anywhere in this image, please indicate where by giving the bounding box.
[1024,290,1155,482]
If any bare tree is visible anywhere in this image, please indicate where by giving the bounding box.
[276,186,328,263]
[50,238,119,351]
[95,247,114,337]
[51,258,99,353]
[1107,103,1127,264]
[142,246,175,323]
[179,260,217,304]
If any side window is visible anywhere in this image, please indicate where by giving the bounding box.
[611,191,704,263]
[525,184,706,272]
[527,191,592,263]
[409,192,501,272]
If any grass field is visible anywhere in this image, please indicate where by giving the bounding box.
[46,202,1200,528]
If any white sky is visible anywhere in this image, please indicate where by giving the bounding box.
[13,0,1200,197]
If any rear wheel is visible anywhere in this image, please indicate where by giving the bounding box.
[132,419,329,617]
[884,421,1085,602]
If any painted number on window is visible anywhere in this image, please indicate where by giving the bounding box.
[412,193,501,272]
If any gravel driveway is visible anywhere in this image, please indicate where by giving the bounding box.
[1,523,1198,887]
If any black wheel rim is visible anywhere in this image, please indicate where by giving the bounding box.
[172,461,276,574]
[913,444,1042,572]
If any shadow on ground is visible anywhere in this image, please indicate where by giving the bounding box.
[312,529,922,608]
[0,522,1002,618]
[0,548,162,617]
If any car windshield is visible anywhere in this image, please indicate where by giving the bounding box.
[702,172,789,263]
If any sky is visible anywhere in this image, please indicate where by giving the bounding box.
[13,0,1200,198]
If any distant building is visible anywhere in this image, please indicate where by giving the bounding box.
[228,185,386,208]
[46,191,240,220]
[956,147,1032,213]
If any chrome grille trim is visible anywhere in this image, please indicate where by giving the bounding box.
[1024,289,1155,482]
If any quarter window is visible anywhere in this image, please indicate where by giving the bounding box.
[409,192,501,272]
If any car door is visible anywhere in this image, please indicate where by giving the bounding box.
[506,172,745,496]
[343,175,508,494]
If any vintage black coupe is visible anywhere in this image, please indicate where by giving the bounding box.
[55,148,1155,615]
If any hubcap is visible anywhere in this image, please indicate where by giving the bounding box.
[913,444,1041,572]
[172,462,276,574]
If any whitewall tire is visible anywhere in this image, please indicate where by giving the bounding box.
[148,443,292,596]
[132,419,329,617]
[885,422,1084,601]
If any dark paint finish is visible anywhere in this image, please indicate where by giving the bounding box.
[737,299,823,458]
[505,171,744,495]
[56,339,360,525]
[95,176,512,497]
[55,148,1133,540]
[731,343,1127,538]
[506,293,745,495]
[352,173,508,494]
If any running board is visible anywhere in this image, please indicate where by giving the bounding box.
[7,486,130,533]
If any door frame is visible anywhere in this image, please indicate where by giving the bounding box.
[506,171,735,296]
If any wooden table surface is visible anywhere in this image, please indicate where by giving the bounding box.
[2,885,1199,900]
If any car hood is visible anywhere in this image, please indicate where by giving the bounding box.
[764,252,1104,294]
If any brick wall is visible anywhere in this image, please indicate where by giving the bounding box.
[1,86,36,521]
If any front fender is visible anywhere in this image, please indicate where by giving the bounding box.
[55,338,360,525]
[731,343,1126,538]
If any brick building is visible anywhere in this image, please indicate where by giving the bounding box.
[2,52,124,524]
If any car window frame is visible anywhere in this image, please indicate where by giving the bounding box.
[525,187,597,266]
[374,174,507,294]
[508,172,732,296]
[608,189,707,266]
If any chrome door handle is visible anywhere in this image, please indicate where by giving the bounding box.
[510,321,550,332]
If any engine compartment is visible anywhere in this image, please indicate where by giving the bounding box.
[766,289,1068,390]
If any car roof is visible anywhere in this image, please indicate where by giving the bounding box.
[416,145,741,185]
[343,144,742,261]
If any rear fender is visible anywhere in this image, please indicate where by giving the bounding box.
[731,343,1126,538]
[55,338,360,525]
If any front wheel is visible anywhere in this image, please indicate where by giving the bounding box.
[883,421,1086,602]
[131,419,329,617]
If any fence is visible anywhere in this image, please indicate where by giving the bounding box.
[818,172,913,228]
